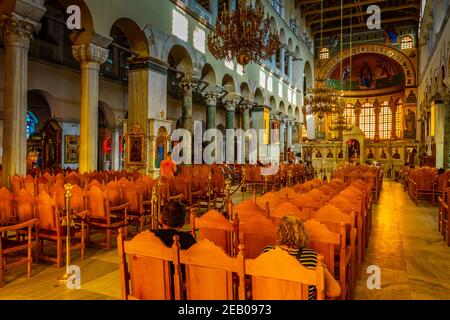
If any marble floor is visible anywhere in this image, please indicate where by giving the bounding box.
[0,182,449,300]
[354,182,450,300]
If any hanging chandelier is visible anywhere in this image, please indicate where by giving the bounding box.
[304,81,338,120]
[303,0,337,120]
[207,0,279,68]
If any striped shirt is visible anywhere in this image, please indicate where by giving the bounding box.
[263,245,318,300]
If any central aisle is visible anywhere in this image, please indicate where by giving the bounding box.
[355,181,450,299]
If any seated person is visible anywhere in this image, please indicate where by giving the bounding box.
[152,200,196,250]
[263,215,341,300]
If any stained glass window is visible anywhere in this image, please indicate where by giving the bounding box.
[26,111,37,139]
[360,103,375,139]
[379,101,392,139]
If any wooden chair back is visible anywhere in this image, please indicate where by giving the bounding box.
[35,191,60,231]
[179,239,245,300]
[105,181,122,207]
[10,175,22,192]
[14,189,36,222]
[118,230,180,300]
[192,210,235,255]
[86,186,108,220]
[245,247,325,300]
[0,188,15,225]
[304,219,340,277]
[23,175,36,197]
[239,214,276,259]
[122,183,142,214]
[70,184,86,213]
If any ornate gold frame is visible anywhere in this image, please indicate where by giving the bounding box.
[124,123,146,171]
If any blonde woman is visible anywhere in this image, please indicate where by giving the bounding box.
[263,215,341,300]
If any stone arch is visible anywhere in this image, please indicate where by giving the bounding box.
[98,101,117,128]
[240,82,251,100]
[295,107,301,122]
[288,38,294,53]
[109,18,150,58]
[295,46,301,59]
[279,28,286,45]
[304,61,313,88]
[47,0,95,45]
[269,16,277,33]
[222,74,236,95]
[167,44,194,74]
[287,105,294,117]
[316,44,417,87]
[255,88,264,105]
[201,63,216,91]
[27,90,54,132]
[269,96,277,110]
[279,101,286,115]
[162,38,196,73]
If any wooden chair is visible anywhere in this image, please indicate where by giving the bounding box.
[245,246,325,300]
[0,219,39,288]
[23,175,36,197]
[37,176,50,194]
[35,191,85,268]
[0,188,16,226]
[238,213,276,259]
[178,239,245,300]
[270,202,306,225]
[190,209,236,256]
[118,229,181,300]
[311,205,356,299]
[10,175,22,193]
[121,183,146,232]
[85,186,127,251]
[14,189,37,223]
[438,187,450,246]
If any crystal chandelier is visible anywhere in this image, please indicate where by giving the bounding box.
[329,97,353,139]
[207,0,279,68]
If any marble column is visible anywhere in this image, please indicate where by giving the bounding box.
[442,92,450,169]
[179,74,197,133]
[287,118,293,146]
[179,74,197,164]
[354,100,362,128]
[279,114,286,159]
[1,9,45,186]
[241,102,252,131]
[203,91,219,130]
[389,97,398,139]
[271,55,277,71]
[225,99,238,163]
[72,42,110,173]
[288,53,293,82]
[373,99,380,141]
[111,126,120,171]
[280,46,286,77]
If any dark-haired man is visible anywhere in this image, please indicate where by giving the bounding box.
[152,200,196,249]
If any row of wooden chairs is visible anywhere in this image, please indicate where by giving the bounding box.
[437,187,450,246]
[187,170,374,300]
[405,167,450,206]
[118,229,327,300]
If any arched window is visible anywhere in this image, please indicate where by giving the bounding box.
[319,48,329,60]
[26,111,38,139]
[344,104,355,125]
[360,103,375,139]
[272,0,282,15]
[379,101,392,139]
[400,36,413,49]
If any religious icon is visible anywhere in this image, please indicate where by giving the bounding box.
[327,149,334,158]
[380,148,387,159]
[367,148,374,159]
[342,65,352,82]
[404,110,416,139]
[338,149,343,159]
[129,137,142,162]
[393,148,401,159]
[64,135,79,164]
[384,26,398,45]
[360,62,373,88]
[376,59,393,80]
[315,149,322,158]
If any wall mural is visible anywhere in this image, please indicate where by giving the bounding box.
[327,53,405,91]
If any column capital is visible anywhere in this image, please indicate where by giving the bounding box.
[239,100,256,112]
[0,12,43,48]
[224,99,239,112]
[72,43,110,65]
[179,73,198,92]
[203,91,221,106]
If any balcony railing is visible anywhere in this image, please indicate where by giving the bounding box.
[178,0,213,25]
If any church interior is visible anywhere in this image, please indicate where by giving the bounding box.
[0,0,449,301]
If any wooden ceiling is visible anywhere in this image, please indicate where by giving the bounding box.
[295,0,421,37]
